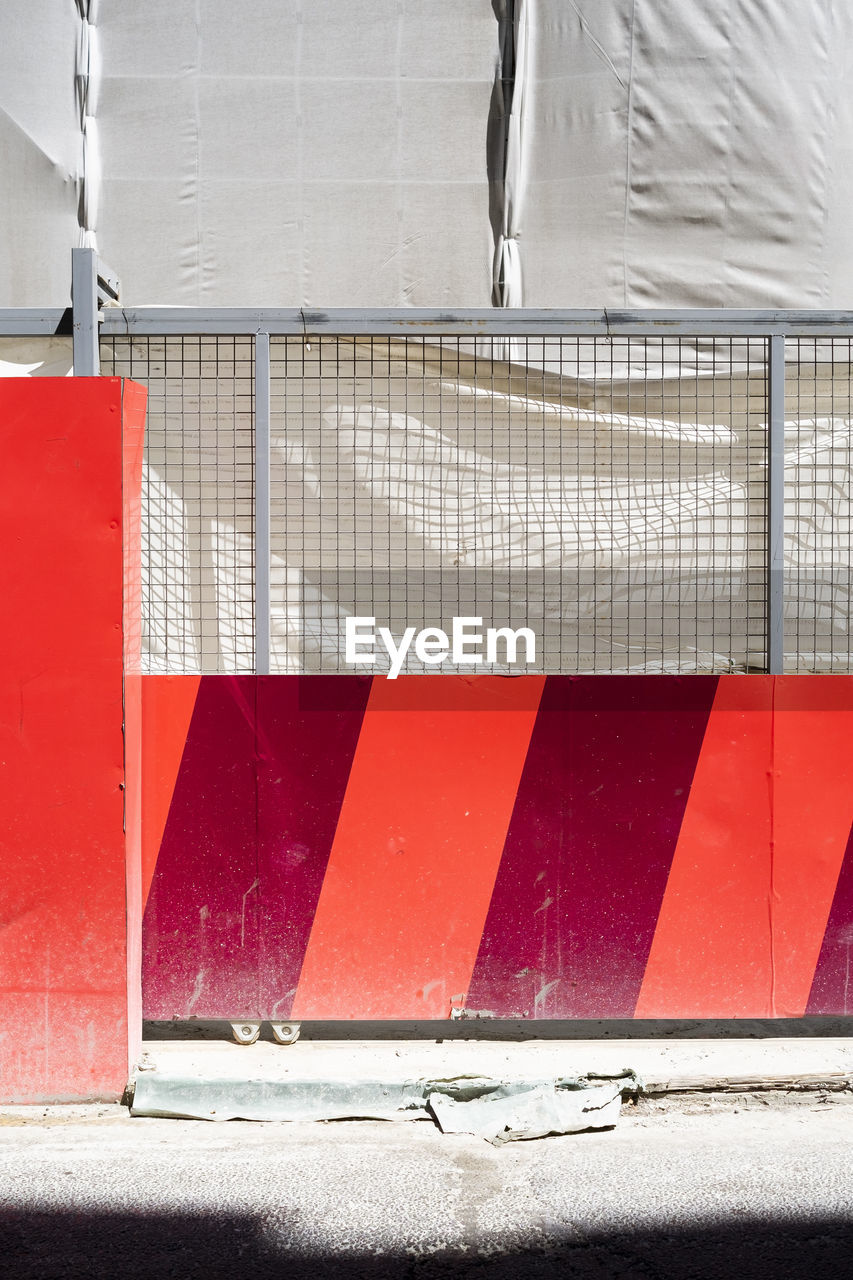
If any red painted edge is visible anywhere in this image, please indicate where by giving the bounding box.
[121,379,147,1073]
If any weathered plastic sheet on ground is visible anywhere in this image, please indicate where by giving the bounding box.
[427,1081,623,1145]
[130,1071,635,1139]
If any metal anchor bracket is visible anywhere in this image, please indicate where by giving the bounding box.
[270,1022,301,1045]
[230,1021,261,1045]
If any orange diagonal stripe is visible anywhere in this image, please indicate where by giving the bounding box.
[636,676,853,1018]
[291,675,544,1019]
[141,674,201,910]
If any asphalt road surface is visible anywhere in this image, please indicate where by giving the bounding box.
[1,1093,852,1278]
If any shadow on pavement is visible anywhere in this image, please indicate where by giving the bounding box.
[2,1207,852,1278]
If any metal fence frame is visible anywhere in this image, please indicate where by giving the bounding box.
[5,250,853,674]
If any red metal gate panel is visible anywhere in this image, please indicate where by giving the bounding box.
[0,378,146,1100]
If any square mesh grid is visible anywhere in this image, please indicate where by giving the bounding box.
[96,328,813,675]
[786,339,853,672]
[268,334,769,675]
[100,335,255,673]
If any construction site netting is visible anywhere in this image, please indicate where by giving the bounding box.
[99,333,853,675]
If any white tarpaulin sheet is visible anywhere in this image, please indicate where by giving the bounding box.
[521,0,853,307]
[3,1,853,308]
[0,0,80,306]
[94,0,500,306]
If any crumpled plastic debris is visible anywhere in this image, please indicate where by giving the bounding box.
[426,1078,625,1145]
[130,1065,641,1132]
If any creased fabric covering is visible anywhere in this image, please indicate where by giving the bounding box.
[522,0,853,307]
[0,0,80,178]
[3,0,853,310]
[95,0,500,306]
[0,0,80,305]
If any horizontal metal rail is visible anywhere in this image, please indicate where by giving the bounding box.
[0,309,68,335]
[96,307,853,338]
[5,306,853,338]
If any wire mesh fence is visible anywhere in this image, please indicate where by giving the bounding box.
[267,334,768,675]
[99,327,853,676]
[102,335,255,673]
[786,339,853,672]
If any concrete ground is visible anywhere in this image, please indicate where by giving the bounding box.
[1,1091,852,1278]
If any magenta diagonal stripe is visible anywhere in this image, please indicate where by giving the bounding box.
[466,676,718,1019]
[806,822,853,1015]
[142,675,370,1020]
[142,676,261,1018]
[256,675,371,1019]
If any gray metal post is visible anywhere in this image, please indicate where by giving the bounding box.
[71,247,99,375]
[767,334,786,674]
[254,332,272,675]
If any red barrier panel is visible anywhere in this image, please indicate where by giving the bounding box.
[142,673,853,1022]
[0,378,145,1100]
